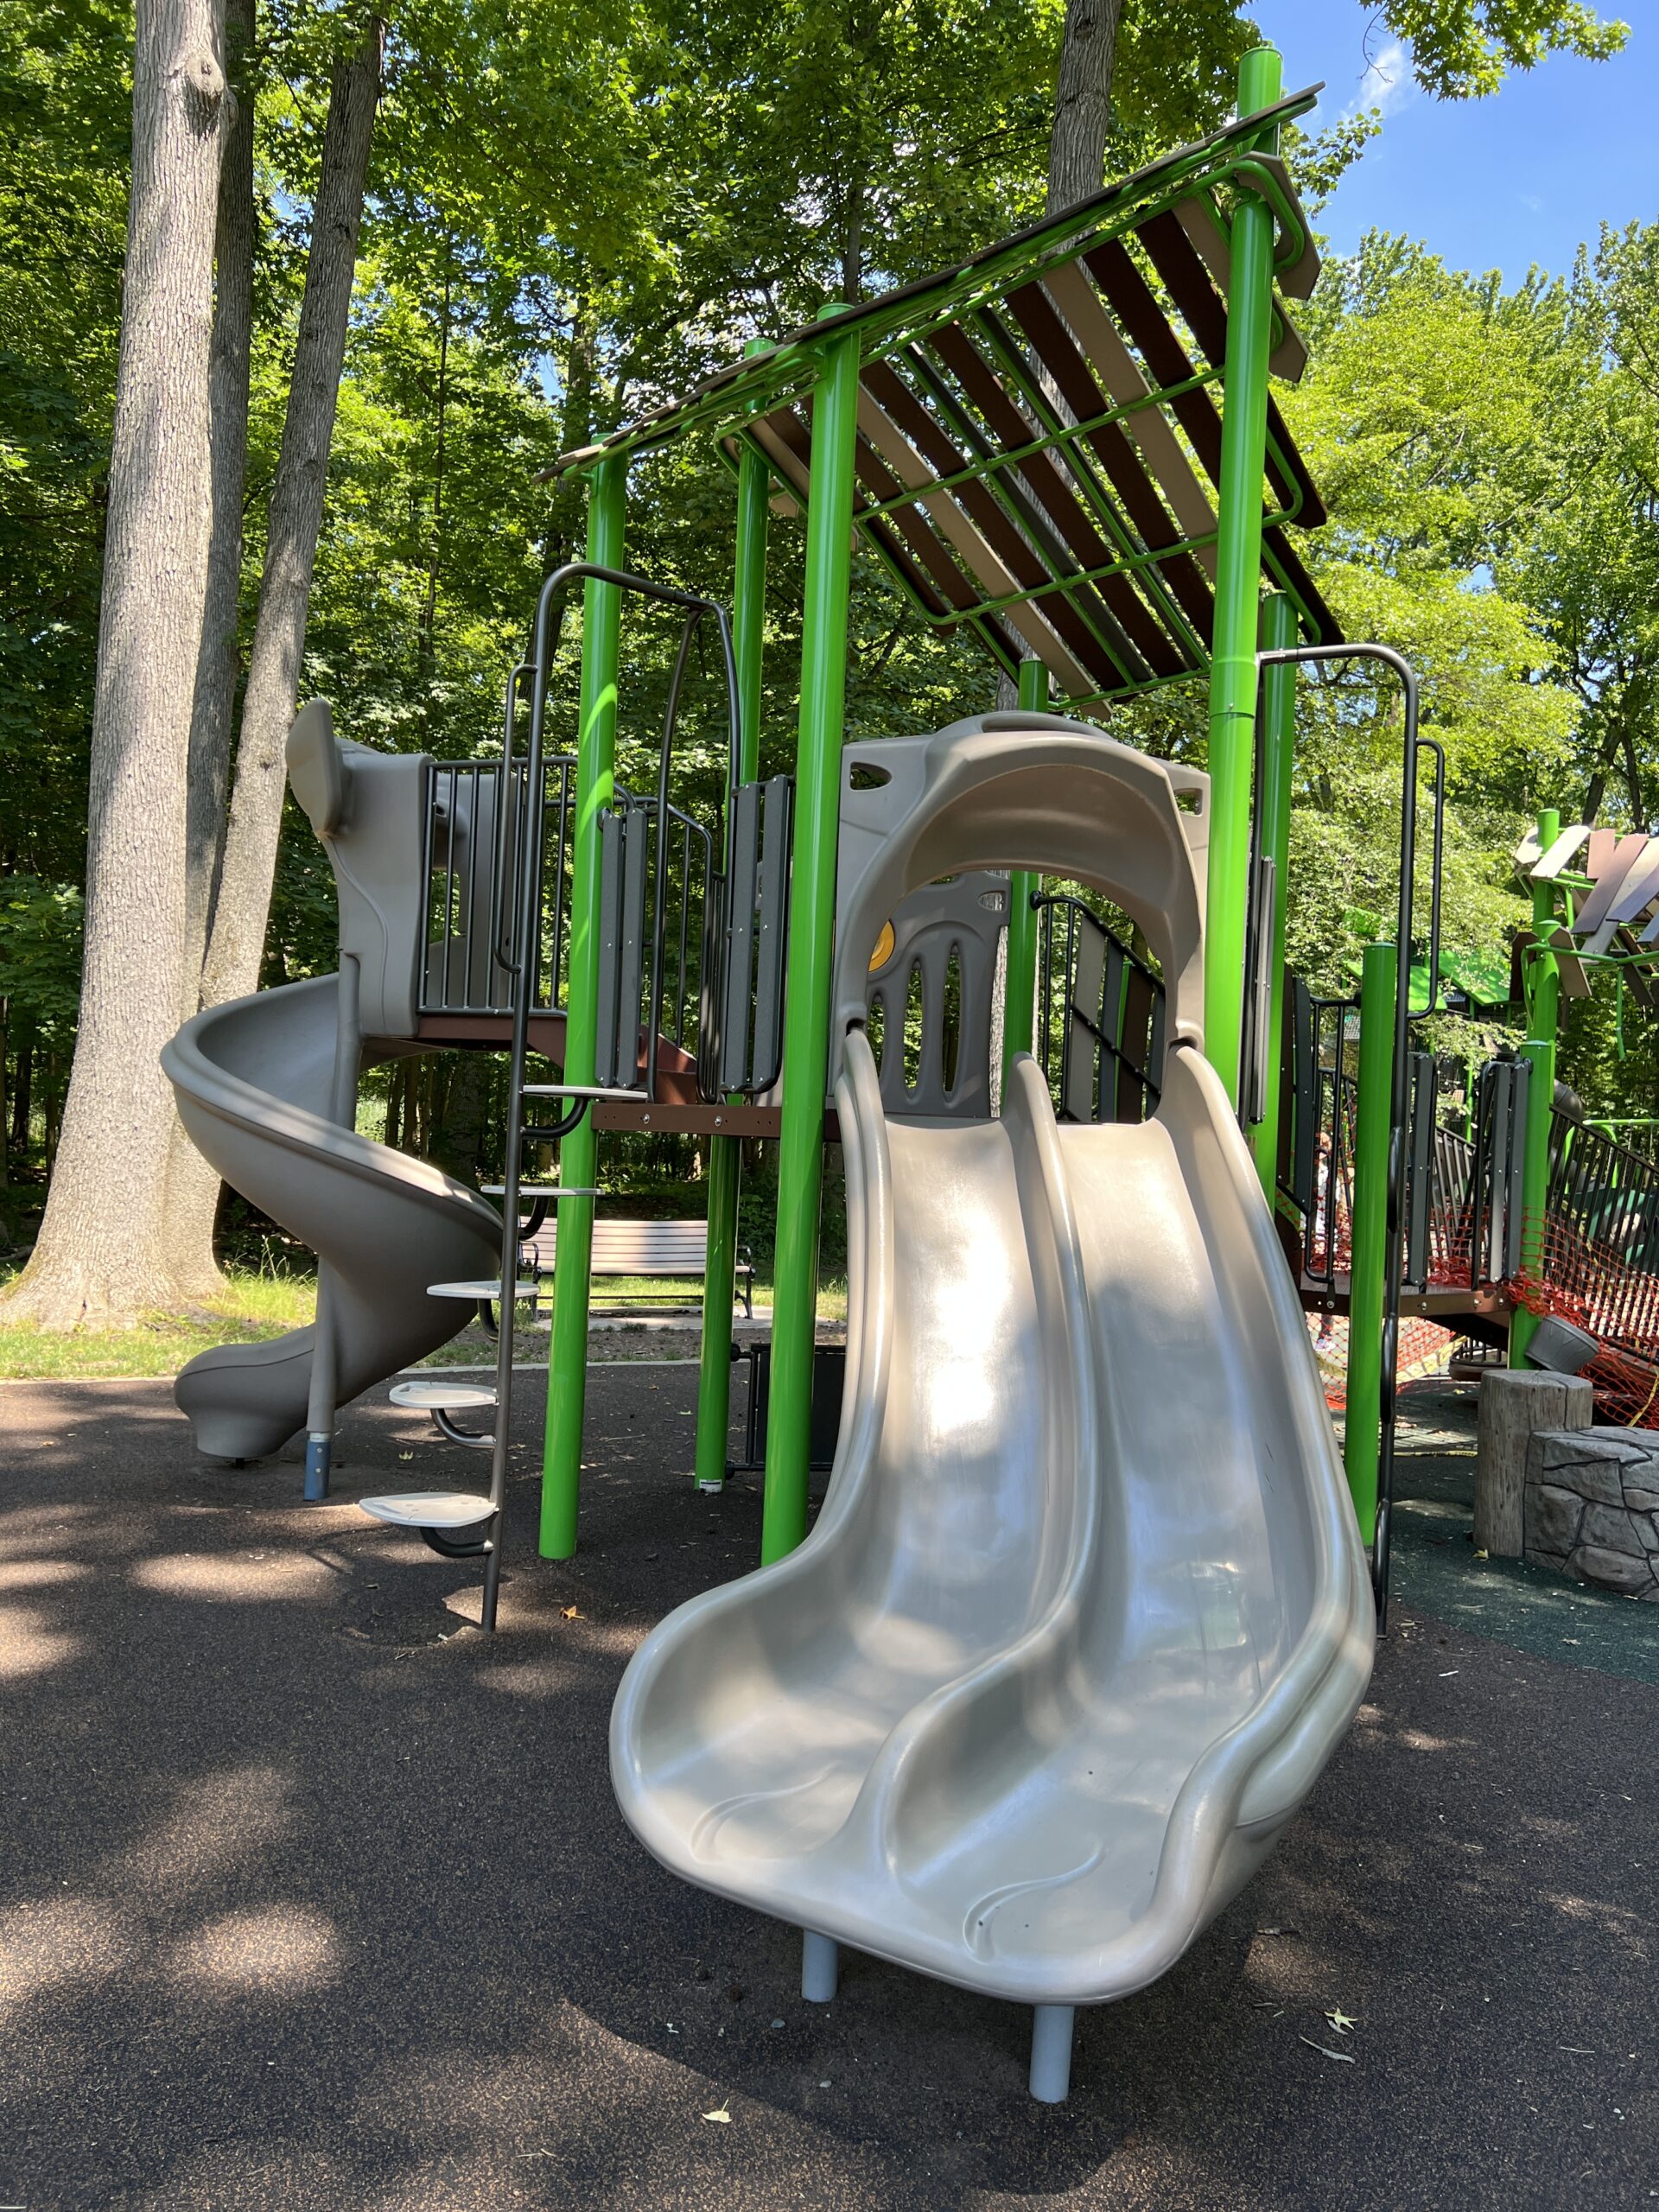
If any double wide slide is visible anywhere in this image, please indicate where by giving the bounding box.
[611,705,1376,2027]
[613,1028,1374,2005]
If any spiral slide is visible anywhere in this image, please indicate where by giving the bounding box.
[610,718,1376,2097]
[163,972,501,1462]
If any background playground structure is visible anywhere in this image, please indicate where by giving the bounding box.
[146,36,1659,1611]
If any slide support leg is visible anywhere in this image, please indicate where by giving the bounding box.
[801,1930,838,2003]
[1029,2004,1076,2103]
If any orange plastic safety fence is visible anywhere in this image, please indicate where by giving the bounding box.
[1306,1313,1456,1413]
[1509,1204,1659,1428]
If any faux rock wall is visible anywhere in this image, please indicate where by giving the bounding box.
[1524,1428,1659,1599]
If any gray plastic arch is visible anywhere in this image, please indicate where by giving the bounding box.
[833,715,1209,1086]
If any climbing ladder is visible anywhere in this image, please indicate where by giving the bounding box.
[357,562,791,1627]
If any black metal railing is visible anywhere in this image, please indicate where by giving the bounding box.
[594,789,723,1096]
[421,750,578,1020]
[1287,981,1358,1298]
[1284,991,1529,1300]
[1034,893,1165,1124]
[418,583,791,1113]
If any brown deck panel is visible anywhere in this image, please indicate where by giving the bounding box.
[1170,197,1307,381]
[851,434,984,613]
[1135,213,1324,526]
[929,321,1179,681]
[1040,260,1220,588]
[592,1100,843,1143]
[1005,279,1215,645]
[864,360,1123,692]
[416,1012,567,1059]
[412,1014,702,1106]
[1572,834,1650,936]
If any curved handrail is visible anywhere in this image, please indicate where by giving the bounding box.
[1255,639,1438,1620]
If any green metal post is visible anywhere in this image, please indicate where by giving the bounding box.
[1344,940,1395,1546]
[694,409,769,1491]
[1510,807,1561,1369]
[1249,593,1298,1197]
[1202,43,1281,1106]
[761,315,861,1564]
[1000,658,1048,1099]
[540,456,626,1559]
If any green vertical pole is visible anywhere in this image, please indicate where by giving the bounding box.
[694,409,769,1492]
[1510,807,1561,1369]
[1000,658,1048,1099]
[761,315,861,1564]
[1344,940,1395,1546]
[1202,43,1281,1106]
[540,456,626,1559]
[1249,593,1298,1196]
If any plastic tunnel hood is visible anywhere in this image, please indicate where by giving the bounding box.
[162,974,501,1460]
[832,720,1210,1084]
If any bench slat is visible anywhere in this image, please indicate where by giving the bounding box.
[512,1217,753,1316]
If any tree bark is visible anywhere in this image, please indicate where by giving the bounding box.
[1047,0,1123,211]
[166,0,257,1297]
[3,0,227,1327]
[199,19,383,1014]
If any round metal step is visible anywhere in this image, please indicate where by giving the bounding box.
[426,1279,540,1300]
[359,1492,495,1530]
[389,1380,498,1413]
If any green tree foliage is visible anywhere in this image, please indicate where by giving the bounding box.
[0,0,130,889]
[0,0,1650,1226]
[1380,0,1627,97]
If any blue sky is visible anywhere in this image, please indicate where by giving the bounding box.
[1249,0,1658,287]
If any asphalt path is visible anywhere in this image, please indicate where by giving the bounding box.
[1,1369,1654,2209]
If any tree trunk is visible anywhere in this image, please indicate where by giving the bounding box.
[199,18,383,1015]
[1583,714,1622,823]
[2,0,227,1328]
[166,0,257,1298]
[1047,0,1123,210]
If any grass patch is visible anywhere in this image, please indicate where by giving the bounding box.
[0,1263,315,1381]
[0,1260,846,1382]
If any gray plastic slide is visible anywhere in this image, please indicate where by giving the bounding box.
[163,973,501,1460]
[611,720,1375,2094]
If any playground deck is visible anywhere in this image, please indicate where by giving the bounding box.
[2,1369,1655,2211]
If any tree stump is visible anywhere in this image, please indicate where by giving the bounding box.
[1475,1370,1593,1557]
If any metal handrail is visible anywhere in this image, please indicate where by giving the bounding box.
[1255,641,1437,1620]
[1033,892,1165,1123]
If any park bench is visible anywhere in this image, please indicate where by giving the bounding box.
[518,1217,754,1319]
